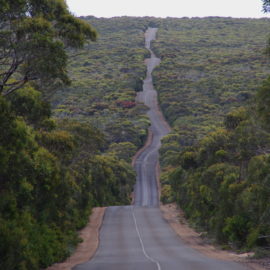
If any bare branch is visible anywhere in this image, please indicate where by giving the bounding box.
[258,234,270,239]
[255,147,270,155]
[0,48,25,93]
[2,79,28,96]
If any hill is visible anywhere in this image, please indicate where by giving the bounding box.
[152,17,270,253]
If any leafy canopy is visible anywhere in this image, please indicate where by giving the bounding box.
[0,0,97,96]
[263,0,270,12]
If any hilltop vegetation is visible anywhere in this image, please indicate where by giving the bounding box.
[152,17,270,145]
[51,17,153,155]
[154,17,270,252]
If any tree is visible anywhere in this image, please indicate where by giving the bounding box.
[262,0,270,12]
[0,0,96,96]
[224,107,247,130]
[7,86,51,126]
[257,77,270,128]
[108,142,137,162]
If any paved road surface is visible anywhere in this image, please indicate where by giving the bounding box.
[134,28,170,207]
[73,28,248,270]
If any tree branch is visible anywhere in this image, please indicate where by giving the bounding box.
[258,234,270,239]
[2,79,28,96]
[1,58,19,85]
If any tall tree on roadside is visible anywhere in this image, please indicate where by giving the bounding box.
[0,0,96,96]
[263,0,270,12]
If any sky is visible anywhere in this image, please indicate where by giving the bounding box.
[65,0,270,18]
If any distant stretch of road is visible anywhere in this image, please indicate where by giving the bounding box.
[73,28,248,270]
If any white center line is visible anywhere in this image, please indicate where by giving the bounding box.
[132,207,161,270]
[141,147,157,206]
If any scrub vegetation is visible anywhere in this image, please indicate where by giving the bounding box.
[51,16,153,154]
[1,0,270,267]
[154,17,270,253]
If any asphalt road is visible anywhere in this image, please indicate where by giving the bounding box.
[73,28,249,270]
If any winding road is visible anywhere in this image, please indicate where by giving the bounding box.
[73,28,249,270]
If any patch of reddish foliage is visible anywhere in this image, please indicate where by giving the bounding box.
[116,100,136,109]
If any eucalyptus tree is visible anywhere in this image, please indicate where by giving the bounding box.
[263,0,270,12]
[0,0,96,96]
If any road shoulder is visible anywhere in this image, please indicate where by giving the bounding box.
[160,203,269,270]
[46,207,106,270]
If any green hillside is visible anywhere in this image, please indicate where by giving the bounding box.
[154,17,270,253]
[51,17,152,154]
[1,10,270,268]
[51,16,270,254]
[152,17,270,145]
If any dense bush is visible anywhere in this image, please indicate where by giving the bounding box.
[155,17,270,251]
[0,86,136,269]
[51,17,152,154]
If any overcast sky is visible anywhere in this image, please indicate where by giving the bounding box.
[65,0,269,18]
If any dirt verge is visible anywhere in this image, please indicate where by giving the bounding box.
[46,207,106,270]
[160,203,269,270]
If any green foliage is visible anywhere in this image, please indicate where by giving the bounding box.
[153,17,270,145]
[0,12,154,268]
[3,12,270,266]
[0,95,75,269]
[0,15,150,269]
[180,151,197,170]
[224,107,247,130]
[0,0,96,95]
[51,17,151,153]
[257,77,270,129]
[89,154,135,205]
[7,86,51,126]
[161,184,174,204]
[37,130,75,163]
[108,142,137,162]
[164,107,270,249]
[223,215,250,246]
[154,17,270,251]
[0,87,137,268]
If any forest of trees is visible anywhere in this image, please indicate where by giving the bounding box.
[51,15,270,256]
[0,3,143,269]
[154,17,270,254]
[2,0,270,268]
